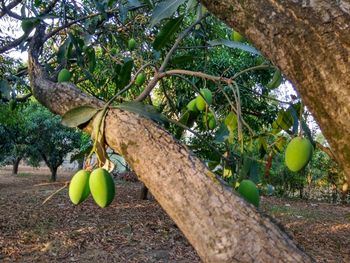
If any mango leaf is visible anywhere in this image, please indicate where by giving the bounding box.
[186,0,197,12]
[117,101,168,124]
[85,47,96,72]
[153,15,184,50]
[224,112,237,131]
[214,123,229,143]
[0,80,11,100]
[223,167,233,178]
[171,55,194,65]
[249,160,259,184]
[301,119,314,145]
[274,136,287,153]
[208,39,261,55]
[266,70,282,90]
[150,0,187,27]
[62,106,100,127]
[118,58,133,88]
[258,136,268,157]
[57,38,71,64]
[286,104,300,135]
[119,3,128,23]
[127,0,142,8]
[273,110,293,131]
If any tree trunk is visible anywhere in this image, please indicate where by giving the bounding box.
[201,0,350,181]
[27,48,313,261]
[50,166,58,182]
[140,184,149,200]
[12,157,21,175]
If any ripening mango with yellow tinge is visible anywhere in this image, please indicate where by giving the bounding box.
[285,137,313,172]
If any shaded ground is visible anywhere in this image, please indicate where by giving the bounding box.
[0,166,349,262]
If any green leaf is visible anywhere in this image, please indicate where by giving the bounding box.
[214,123,229,143]
[127,0,142,8]
[0,80,11,100]
[275,110,293,131]
[153,15,184,50]
[249,160,259,184]
[86,47,96,72]
[150,0,187,27]
[62,106,100,128]
[274,136,287,153]
[171,55,194,65]
[224,112,237,131]
[118,58,133,88]
[116,101,168,124]
[208,39,261,55]
[266,70,282,90]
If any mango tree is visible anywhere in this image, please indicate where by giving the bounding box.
[1,0,348,262]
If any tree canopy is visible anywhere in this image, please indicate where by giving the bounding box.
[0,0,348,261]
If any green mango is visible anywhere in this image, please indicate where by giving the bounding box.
[69,170,91,205]
[196,88,213,111]
[186,98,198,112]
[21,18,39,34]
[203,112,216,130]
[285,137,313,172]
[110,47,117,55]
[135,72,146,85]
[58,68,72,83]
[208,117,216,129]
[128,38,136,51]
[89,168,115,208]
[231,31,245,42]
[237,180,260,207]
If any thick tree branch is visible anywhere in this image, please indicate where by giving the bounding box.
[0,34,27,54]
[27,19,313,262]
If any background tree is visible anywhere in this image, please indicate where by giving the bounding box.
[24,103,81,181]
[0,102,81,180]
[0,103,32,175]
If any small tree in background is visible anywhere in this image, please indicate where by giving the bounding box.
[0,103,32,175]
[24,103,81,181]
[0,102,81,180]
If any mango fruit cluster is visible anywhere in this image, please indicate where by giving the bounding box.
[69,168,115,208]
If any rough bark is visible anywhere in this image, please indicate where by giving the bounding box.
[201,0,350,181]
[28,53,313,263]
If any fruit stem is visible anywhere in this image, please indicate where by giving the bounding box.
[298,100,304,137]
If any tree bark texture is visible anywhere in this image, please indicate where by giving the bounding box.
[201,0,350,181]
[28,55,313,262]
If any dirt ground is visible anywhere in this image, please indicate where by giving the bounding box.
[0,166,349,262]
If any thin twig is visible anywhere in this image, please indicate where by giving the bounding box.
[42,182,69,205]
[34,181,69,187]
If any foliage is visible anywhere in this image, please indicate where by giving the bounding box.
[0,102,81,179]
[0,0,343,197]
